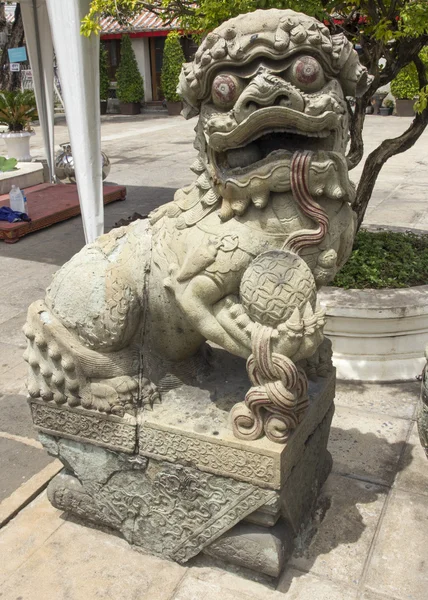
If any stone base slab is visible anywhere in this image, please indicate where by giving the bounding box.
[29,399,137,454]
[43,436,275,564]
[139,369,335,490]
[31,361,335,576]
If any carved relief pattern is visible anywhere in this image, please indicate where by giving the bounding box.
[48,461,275,563]
[139,425,277,486]
[30,401,136,453]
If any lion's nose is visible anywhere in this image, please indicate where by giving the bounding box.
[233,72,304,124]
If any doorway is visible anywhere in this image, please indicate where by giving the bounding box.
[149,36,165,101]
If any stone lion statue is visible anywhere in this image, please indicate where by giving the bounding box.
[24,9,370,443]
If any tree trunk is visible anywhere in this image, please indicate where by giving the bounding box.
[0,3,25,91]
[346,95,368,170]
[353,54,428,231]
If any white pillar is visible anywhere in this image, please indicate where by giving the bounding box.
[46,0,103,243]
[20,0,55,181]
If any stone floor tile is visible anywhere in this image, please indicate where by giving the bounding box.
[1,511,187,600]
[394,422,428,497]
[0,342,26,374]
[329,406,411,486]
[0,493,64,585]
[361,591,400,600]
[277,567,358,598]
[289,474,387,587]
[335,381,419,420]
[0,310,27,347]
[0,257,58,288]
[0,302,23,326]
[0,393,36,439]
[0,360,27,395]
[0,437,53,502]
[0,275,50,309]
[364,489,428,600]
[172,567,283,600]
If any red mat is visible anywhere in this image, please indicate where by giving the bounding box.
[0,183,126,243]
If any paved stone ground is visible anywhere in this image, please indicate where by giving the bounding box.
[0,113,427,598]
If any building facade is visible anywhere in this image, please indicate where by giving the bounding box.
[100,12,197,103]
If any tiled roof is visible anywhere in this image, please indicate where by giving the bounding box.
[100,11,179,34]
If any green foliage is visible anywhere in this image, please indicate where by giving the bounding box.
[391,48,428,101]
[332,231,428,289]
[116,34,144,103]
[81,0,141,36]
[161,32,185,102]
[81,0,428,41]
[100,44,110,100]
[0,156,17,172]
[0,90,37,132]
[415,86,428,113]
[80,0,327,37]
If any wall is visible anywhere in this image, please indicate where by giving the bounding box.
[131,37,153,102]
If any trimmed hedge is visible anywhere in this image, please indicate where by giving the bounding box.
[116,35,144,104]
[161,32,185,102]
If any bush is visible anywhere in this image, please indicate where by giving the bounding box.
[391,47,428,100]
[100,44,110,101]
[161,32,185,102]
[116,35,144,104]
[332,230,428,289]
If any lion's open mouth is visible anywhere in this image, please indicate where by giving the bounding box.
[208,106,339,178]
[217,128,335,173]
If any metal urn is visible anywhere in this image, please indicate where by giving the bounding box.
[55,142,111,183]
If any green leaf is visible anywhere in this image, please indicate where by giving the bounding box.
[0,156,17,171]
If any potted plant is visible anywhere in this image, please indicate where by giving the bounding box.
[116,35,144,115]
[0,90,37,162]
[319,229,428,382]
[391,48,428,117]
[370,90,388,114]
[379,99,394,116]
[100,44,110,115]
[161,32,185,116]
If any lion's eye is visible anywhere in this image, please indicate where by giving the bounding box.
[212,74,244,109]
[288,56,325,92]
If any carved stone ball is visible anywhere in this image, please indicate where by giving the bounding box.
[240,250,316,328]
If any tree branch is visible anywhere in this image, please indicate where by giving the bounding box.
[354,107,428,229]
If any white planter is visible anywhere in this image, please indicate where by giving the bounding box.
[0,162,44,195]
[319,285,428,382]
[0,131,35,162]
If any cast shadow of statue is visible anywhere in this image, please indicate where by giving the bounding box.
[277,423,414,592]
[188,402,415,591]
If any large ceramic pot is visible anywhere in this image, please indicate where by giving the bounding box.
[166,101,182,116]
[0,131,35,162]
[55,143,111,183]
[119,102,141,115]
[319,285,428,382]
[418,346,428,458]
[395,99,415,117]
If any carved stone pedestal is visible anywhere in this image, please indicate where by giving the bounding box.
[31,351,335,578]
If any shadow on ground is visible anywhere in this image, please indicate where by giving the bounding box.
[188,424,415,592]
[0,185,174,266]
